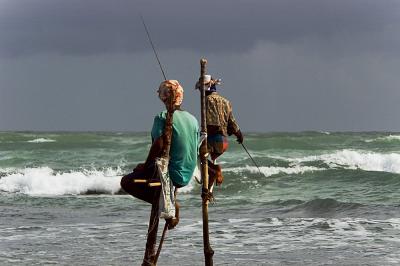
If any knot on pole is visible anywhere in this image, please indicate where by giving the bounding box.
[201,187,214,203]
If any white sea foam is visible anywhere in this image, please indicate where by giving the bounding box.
[295,149,400,174]
[224,165,322,177]
[379,135,400,141]
[0,167,122,195]
[387,218,400,230]
[228,218,250,223]
[0,166,197,196]
[27,138,56,143]
[178,166,200,194]
[365,135,400,143]
[228,149,400,175]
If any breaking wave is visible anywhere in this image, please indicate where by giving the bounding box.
[0,167,122,195]
[0,166,197,196]
[225,165,323,177]
[294,149,400,174]
[365,135,400,143]
[27,138,56,143]
[230,149,400,176]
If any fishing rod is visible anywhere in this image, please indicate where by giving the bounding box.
[140,14,170,265]
[241,143,263,176]
[140,14,167,81]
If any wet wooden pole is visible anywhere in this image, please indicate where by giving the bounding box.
[199,58,214,265]
[142,198,160,266]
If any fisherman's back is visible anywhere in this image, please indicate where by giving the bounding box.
[206,92,239,136]
[151,110,199,187]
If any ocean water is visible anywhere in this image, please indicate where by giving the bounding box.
[0,131,400,265]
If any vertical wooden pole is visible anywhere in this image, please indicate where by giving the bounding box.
[142,193,160,266]
[199,58,214,265]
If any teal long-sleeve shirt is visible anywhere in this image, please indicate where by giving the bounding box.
[151,110,199,187]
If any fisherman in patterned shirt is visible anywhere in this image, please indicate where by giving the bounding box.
[198,75,244,189]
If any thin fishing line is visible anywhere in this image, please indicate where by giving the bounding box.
[140,14,167,81]
[241,143,263,176]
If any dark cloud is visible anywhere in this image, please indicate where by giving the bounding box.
[1,0,400,131]
[0,0,399,58]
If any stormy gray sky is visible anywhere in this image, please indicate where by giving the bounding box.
[1,0,400,132]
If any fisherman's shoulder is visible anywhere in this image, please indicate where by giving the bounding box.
[155,110,167,118]
[153,110,167,121]
[208,92,230,104]
[176,110,198,123]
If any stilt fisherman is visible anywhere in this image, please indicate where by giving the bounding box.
[197,75,244,189]
[120,80,199,261]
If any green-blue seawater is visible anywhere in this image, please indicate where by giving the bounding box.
[1,131,399,265]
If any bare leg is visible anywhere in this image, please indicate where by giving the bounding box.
[208,159,223,189]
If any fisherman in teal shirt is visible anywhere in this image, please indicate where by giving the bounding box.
[121,80,198,202]
[151,109,199,187]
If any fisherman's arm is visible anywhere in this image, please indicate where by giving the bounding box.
[147,115,165,165]
[144,136,164,167]
[134,136,164,171]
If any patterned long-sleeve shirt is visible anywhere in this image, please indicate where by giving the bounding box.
[206,92,240,136]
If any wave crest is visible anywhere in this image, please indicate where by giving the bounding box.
[225,165,322,177]
[0,166,197,196]
[365,135,400,143]
[27,138,56,143]
[295,149,400,174]
[0,167,122,195]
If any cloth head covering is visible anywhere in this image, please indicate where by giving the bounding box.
[195,75,222,91]
[207,75,221,92]
[158,80,184,106]
[204,75,212,85]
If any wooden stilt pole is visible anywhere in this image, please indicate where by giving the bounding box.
[142,194,160,266]
[199,58,214,265]
[153,188,179,264]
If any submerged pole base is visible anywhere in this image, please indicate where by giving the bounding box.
[204,247,214,266]
[142,259,156,266]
